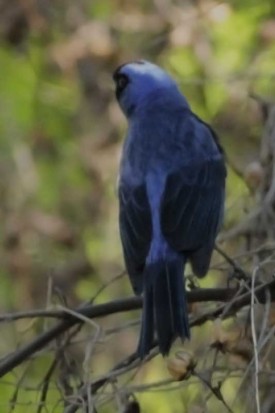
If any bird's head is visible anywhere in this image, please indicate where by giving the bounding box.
[113,60,186,118]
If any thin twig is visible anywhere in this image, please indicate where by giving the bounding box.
[215,244,249,280]
[194,370,234,413]
[64,349,159,413]
[250,266,261,413]
[64,280,275,413]
[36,357,58,413]
[0,281,275,381]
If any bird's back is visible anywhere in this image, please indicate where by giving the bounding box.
[120,105,223,186]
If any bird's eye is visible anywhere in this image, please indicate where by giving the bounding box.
[116,74,129,93]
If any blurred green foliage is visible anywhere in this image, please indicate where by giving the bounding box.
[1,0,275,412]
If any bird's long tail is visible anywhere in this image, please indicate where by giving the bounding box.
[137,254,190,358]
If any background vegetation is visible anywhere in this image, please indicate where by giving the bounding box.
[1,0,275,412]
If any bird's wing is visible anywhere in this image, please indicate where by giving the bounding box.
[119,182,152,294]
[161,157,225,266]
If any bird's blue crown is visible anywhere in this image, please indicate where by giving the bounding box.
[113,60,189,117]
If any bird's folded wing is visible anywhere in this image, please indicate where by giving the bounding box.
[161,158,226,253]
[119,183,152,294]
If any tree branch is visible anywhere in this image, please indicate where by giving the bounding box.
[0,281,275,379]
[64,279,275,413]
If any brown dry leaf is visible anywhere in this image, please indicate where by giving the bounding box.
[244,161,264,192]
[228,337,253,366]
[211,319,240,352]
[211,319,253,364]
[167,350,196,381]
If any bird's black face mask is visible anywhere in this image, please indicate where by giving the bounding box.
[113,72,129,100]
[113,61,145,100]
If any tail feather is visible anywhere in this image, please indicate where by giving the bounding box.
[137,255,189,358]
[138,282,154,357]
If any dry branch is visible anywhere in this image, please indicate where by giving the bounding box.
[0,280,275,380]
[64,279,275,413]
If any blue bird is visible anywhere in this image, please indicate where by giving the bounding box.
[113,60,226,357]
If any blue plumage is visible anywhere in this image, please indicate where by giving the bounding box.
[113,60,226,357]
